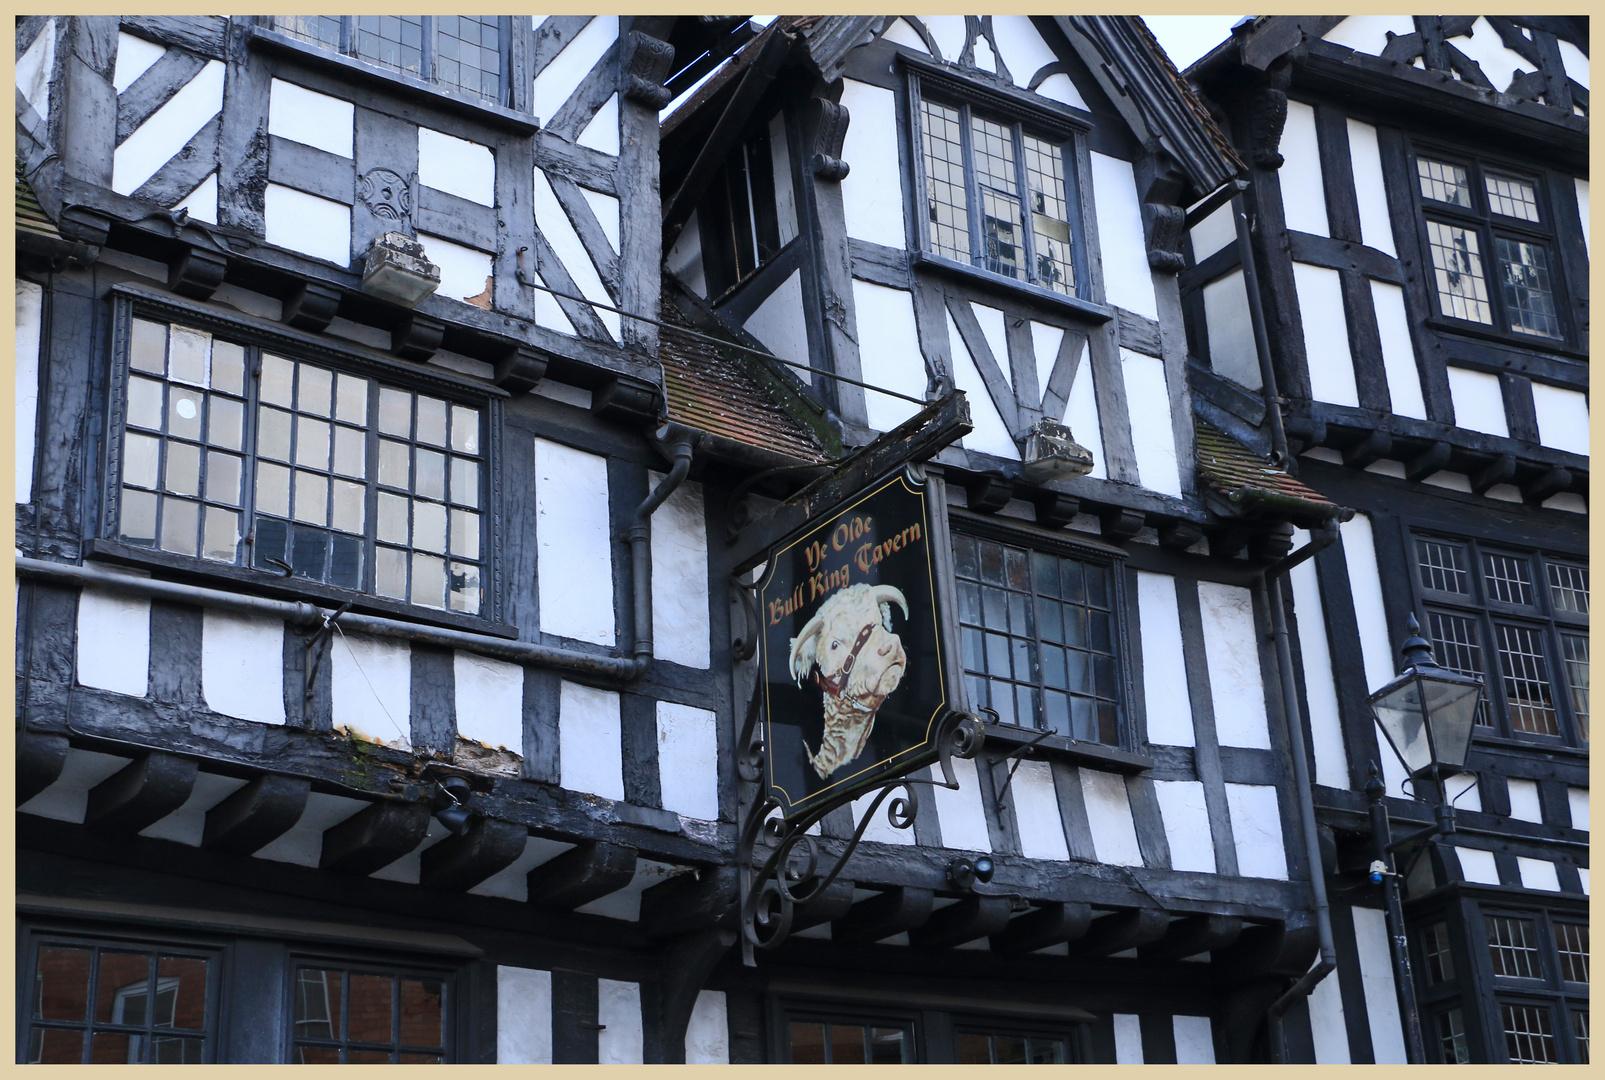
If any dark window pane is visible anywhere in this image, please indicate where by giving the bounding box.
[957,1032,991,1064]
[1547,562,1589,615]
[294,969,337,1041]
[831,1023,866,1064]
[253,516,288,572]
[993,1034,1028,1064]
[1502,1002,1555,1063]
[789,1022,826,1064]
[867,1027,908,1064]
[398,979,444,1049]
[1556,922,1589,984]
[1560,633,1588,741]
[1422,922,1455,983]
[1496,237,1561,338]
[348,1049,392,1063]
[96,951,151,1023]
[1435,1009,1471,1064]
[296,1045,341,1064]
[29,1028,85,1064]
[34,947,93,1022]
[1485,915,1541,978]
[1496,623,1558,735]
[152,1036,205,1063]
[1483,552,1535,606]
[1417,539,1470,594]
[346,974,393,1044]
[157,956,209,1030]
[331,533,364,591]
[291,528,329,582]
[90,1031,137,1065]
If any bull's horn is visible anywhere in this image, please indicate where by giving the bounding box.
[789,611,826,684]
[867,585,908,620]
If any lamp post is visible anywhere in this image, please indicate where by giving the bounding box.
[1365,614,1483,1064]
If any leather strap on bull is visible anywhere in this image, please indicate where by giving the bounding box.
[812,624,876,697]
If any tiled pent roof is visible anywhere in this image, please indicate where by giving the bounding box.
[16,164,58,238]
[1195,417,1341,521]
[1130,16,1246,176]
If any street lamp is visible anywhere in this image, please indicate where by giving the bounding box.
[1365,613,1484,1063]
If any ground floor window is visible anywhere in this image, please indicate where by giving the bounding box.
[290,962,451,1064]
[777,1001,1085,1064]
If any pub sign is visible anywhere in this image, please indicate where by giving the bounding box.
[757,469,951,820]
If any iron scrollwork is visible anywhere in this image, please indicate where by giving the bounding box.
[735,708,985,964]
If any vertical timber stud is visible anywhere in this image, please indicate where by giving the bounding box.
[59,18,119,188]
[801,89,870,428]
[618,20,674,356]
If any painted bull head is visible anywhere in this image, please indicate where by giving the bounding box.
[788,583,909,779]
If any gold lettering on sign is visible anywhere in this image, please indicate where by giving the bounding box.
[775,517,924,624]
[855,523,923,573]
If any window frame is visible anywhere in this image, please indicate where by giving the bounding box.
[1405,141,1575,348]
[698,125,788,300]
[1407,529,1587,749]
[769,996,1093,1064]
[1471,903,1590,1064]
[268,16,515,110]
[95,288,509,634]
[283,953,458,1064]
[948,512,1134,752]
[904,58,1095,313]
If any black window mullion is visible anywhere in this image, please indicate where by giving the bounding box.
[339,16,355,57]
[1009,121,1036,288]
[240,346,263,573]
[420,16,437,84]
[959,104,984,269]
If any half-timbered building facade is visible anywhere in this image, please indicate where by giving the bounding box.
[15,14,1577,1065]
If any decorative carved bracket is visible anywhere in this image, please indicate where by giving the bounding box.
[282,282,342,334]
[807,98,851,181]
[167,246,228,301]
[623,31,677,109]
[493,344,548,395]
[391,312,445,362]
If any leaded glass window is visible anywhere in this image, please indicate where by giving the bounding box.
[1501,1003,1556,1063]
[113,314,488,617]
[291,965,449,1064]
[1486,915,1542,979]
[272,16,507,106]
[1433,1008,1471,1064]
[787,1020,912,1064]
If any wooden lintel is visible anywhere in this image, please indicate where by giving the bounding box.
[526,840,638,909]
[17,732,70,805]
[833,886,934,943]
[84,753,199,834]
[909,895,1014,950]
[1066,907,1169,957]
[640,865,738,939]
[319,800,432,876]
[201,773,312,855]
[1139,913,1245,961]
[989,900,1094,955]
[419,818,529,892]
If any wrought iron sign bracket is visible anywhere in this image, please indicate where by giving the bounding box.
[988,726,1051,812]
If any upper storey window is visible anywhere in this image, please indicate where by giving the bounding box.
[1414,152,1566,341]
[274,16,506,105]
[913,84,1083,299]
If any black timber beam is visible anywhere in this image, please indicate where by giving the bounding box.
[17,732,70,805]
[833,886,934,943]
[201,774,311,856]
[84,753,198,834]
[989,900,1093,955]
[788,879,856,932]
[640,865,738,939]
[1065,907,1169,957]
[319,800,432,876]
[1139,913,1244,961]
[419,818,529,892]
[1214,919,1315,980]
[909,895,1014,950]
[526,840,638,909]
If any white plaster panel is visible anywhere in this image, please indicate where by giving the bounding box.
[838,80,906,249]
[1173,1015,1216,1064]
[1444,773,1481,813]
[1154,780,1215,873]
[1225,783,1288,880]
[650,477,710,670]
[971,302,1011,389]
[1455,846,1500,884]
[454,652,524,751]
[1517,856,1561,892]
[665,208,706,298]
[331,633,411,747]
[253,791,366,866]
[17,20,56,122]
[881,19,929,54]
[264,184,351,266]
[1543,492,1586,514]
[1344,120,1396,256]
[174,172,218,225]
[1351,905,1407,1063]
[922,16,967,63]
[1567,787,1588,831]
[1029,322,1063,406]
[933,756,992,853]
[534,438,615,645]
[1506,778,1543,823]
[598,979,643,1063]
[418,127,494,205]
[497,966,553,1063]
[1530,383,1589,455]
[535,168,619,339]
[1203,269,1260,390]
[269,79,354,158]
[420,233,493,306]
[201,609,286,726]
[1112,1013,1143,1064]
[1308,962,1351,1063]
[657,701,719,821]
[1422,470,1471,492]
[16,279,43,504]
[1580,868,1590,895]
[1080,769,1143,866]
[769,111,798,245]
[1062,342,1105,479]
[1280,101,1328,237]
[853,788,916,846]
[578,185,620,257]
[971,35,998,75]
[137,772,248,845]
[529,263,578,335]
[1558,39,1589,89]
[1189,202,1236,263]
[532,382,590,412]
[114,31,164,94]
[1370,281,1426,418]
[1288,537,1347,788]
[1120,349,1181,496]
[18,749,134,824]
[1364,459,1405,479]
[685,991,729,1064]
[533,15,618,125]
[1576,179,1589,257]
[1135,571,1193,747]
[76,587,150,697]
[1196,581,1270,749]
[991,16,1059,93]
[1445,366,1508,437]
[367,818,449,884]
[1090,152,1158,320]
[948,310,1018,459]
[559,681,623,801]
[1486,484,1523,503]
[1293,262,1358,407]
[468,836,574,901]
[1012,760,1070,861]
[1457,18,1533,95]
[1340,514,1397,698]
[113,59,224,196]
[1034,74,1087,110]
[576,93,619,156]
[747,270,811,374]
[1324,16,1418,56]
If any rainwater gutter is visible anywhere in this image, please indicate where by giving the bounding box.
[16,426,701,685]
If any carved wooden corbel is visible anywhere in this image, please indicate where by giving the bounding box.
[623,31,676,109]
[807,97,851,181]
[1248,59,1291,170]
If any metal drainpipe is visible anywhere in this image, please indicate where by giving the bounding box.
[1261,523,1344,1060]
[17,426,702,684]
[1231,190,1289,467]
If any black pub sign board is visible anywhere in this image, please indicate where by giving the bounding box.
[757,469,951,820]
